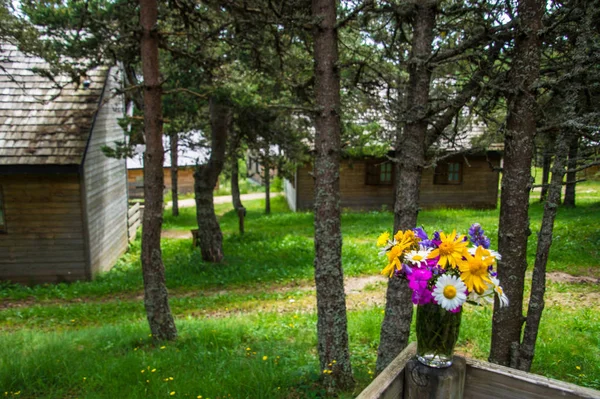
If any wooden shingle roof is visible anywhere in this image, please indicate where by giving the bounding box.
[0,43,108,165]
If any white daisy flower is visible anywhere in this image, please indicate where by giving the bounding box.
[490,276,509,307]
[432,274,467,311]
[404,247,432,267]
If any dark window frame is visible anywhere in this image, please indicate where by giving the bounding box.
[365,160,394,186]
[0,185,6,233]
[434,161,463,185]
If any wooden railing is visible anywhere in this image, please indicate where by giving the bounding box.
[357,342,600,399]
[127,203,142,242]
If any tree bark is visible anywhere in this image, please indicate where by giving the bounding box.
[264,159,271,214]
[170,132,179,217]
[231,157,243,210]
[311,0,354,391]
[490,0,544,367]
[194,96,229,263]
[229,130,244,212]
[539,150,551,202]
[518,130,570,371]
[139,0,177,341]
[563,135,578,207]
[376,0,436,374]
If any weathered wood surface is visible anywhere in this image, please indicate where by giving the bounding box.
[356,342,417,399]
[0,174,87,284]
[404,357,466,399]
[357,347,600,399]
[464,358,600,399]
[0,43,107,165]
[295,154,501,211]
[82,67,129,276]
[128,203,142,243]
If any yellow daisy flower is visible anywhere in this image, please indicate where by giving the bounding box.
[458,246,494,294]
[428,230,468,268]
[376,232,390,247]
[381,245,403,277]
[393,229,418,248]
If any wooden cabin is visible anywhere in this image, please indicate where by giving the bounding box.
[126,136,217,199]
[284,152,502,212]
[0,44,129,285]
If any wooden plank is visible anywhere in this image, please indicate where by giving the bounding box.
[128,202,140,217]
[464,358,600,399]
[128,209,141,227]
[404,356,466,399]
[356,342,417,399]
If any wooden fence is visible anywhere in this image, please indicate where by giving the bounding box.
[357,342,600,399]
[128,203,142,242]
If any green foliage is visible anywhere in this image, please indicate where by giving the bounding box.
[1,182,599,397]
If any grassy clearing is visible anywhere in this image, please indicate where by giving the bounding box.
[1,181,599,397]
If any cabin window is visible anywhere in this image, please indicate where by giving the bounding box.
[366,161,393,185]
[434,162,463,185]
[0,186,6,232]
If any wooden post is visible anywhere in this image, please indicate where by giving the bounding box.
[237,207,245,235]
[404,356,466,399]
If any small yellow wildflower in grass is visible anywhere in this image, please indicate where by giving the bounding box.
[160,346,166,350]
[376,232,390,247]
[170,392,176,396]
[246,347,251,351]
[169,377,174,381]
[197,396,202,399]
[576,366,581,370]
[141,370,145,373]
[262,356,268,361]
[428,230,468,268]
[71,320,75,323]
[151,369,156,373]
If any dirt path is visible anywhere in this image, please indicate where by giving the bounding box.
[2,272,598,313]
[166,192,282,208]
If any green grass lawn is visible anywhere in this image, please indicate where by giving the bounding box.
[1,181,599,398]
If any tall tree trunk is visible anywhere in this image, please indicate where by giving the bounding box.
[311,0,354,391]
[231,157,243,210]
[518,130,570,371]
[229,129,244,211]
[139,0,177,341]
[264,160,271,214]
[170,132,179,217]
[490,0,544,367]
[376,0,436,373]
[194,96,229,263]
[563,135,578,207]
[540,150,551,202]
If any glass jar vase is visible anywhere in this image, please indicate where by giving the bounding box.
[415,303,462,368]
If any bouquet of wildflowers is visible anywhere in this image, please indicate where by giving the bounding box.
[376,223,508,312]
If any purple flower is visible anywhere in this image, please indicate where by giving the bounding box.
[413,227,429,241]
[407,268,433,305]
[468,223,491,249]
[412,287,433,305]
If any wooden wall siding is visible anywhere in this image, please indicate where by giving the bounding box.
[127,167,196,198]
[295,155,501,211]
[82,67,129,276]
[296,160,395,211]
[0,174,87,284]
[0,43,107,165]
[420,155,501,209]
